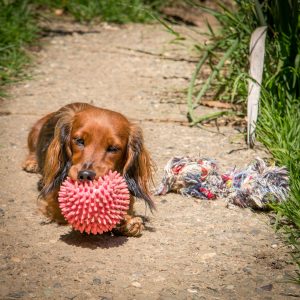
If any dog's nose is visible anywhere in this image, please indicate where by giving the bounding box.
[78,170,96,181]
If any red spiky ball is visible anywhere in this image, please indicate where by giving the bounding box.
[58,171,130,235]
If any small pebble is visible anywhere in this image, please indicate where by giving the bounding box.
[250,229,261,235]
[226,285,235,290]
[59,256,71,262]
[92,277,102,285]
[131,281,141,288]
[187,288,198,294]
[260,284,273,291]
[243,267,252,275]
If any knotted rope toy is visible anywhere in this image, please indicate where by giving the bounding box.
[58,171,130,234]
[155,157,224,199]
[222,158,289,208]
[156,157,289,209]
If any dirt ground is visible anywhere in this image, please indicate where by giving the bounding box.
[0,21,299,300]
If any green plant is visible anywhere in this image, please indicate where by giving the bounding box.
[186,0,300,281]
[0,0,39,95]
[257,0,300,232]
[258,92,300,222]
[33,0,168,23]
[256,5,300,278]
[186,1,259,124]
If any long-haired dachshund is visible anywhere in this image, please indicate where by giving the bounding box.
[23,103,155,236]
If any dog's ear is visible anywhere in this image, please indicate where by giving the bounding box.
[41,117,72,198]
[123,124,156,211]
[39,103,89,198]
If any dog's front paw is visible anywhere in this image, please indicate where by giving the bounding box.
[22,157,38,173]
[116,215,144,237]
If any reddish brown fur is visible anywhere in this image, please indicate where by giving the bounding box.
[23,103,155,236]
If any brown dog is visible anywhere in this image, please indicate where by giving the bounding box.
[23,103,155,236]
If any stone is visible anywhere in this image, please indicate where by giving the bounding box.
[131,281,142,288]
[92,277,102,285]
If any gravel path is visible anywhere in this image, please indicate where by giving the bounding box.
[0,21,299,299]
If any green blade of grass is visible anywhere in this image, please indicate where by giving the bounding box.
[190,110,234,126]
[194,38,239,106]
[187,47,213,122]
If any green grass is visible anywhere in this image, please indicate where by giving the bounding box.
[257,2,300,281]
[183,1,258,124]
[0,0,39,96]
[258,96,300,283]
[34,0,168,23]
[182,0,300,281]
[258,85,300,220]
[257,0,300,243]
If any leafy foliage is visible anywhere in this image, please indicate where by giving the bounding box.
[0,0,39,93]
[187,0,300,281]
[34,0,168,23]
[186,1,259,124]
[257,0,300,247]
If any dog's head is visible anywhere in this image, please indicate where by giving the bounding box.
[41,103,155,210]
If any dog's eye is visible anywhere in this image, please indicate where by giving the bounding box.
[74,138,84,146]
[107,146,119,153]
